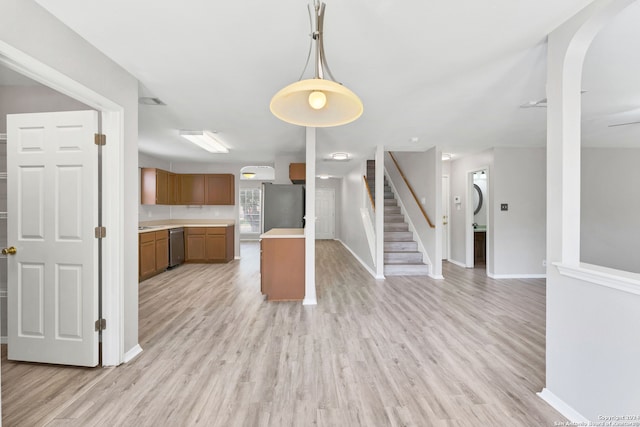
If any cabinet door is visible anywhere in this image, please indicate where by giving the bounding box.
[185,228,206,261]
[205,234,226,261]
[289,163,306,183]
[205,174,234,205]
[156,170,169,204]
[155,230,169,272]
[167,172,180,205]
[180,174,206,205]
[139,233,156,280]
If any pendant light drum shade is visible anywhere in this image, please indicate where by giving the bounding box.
[270,79,363,127]
[270,2,363,128]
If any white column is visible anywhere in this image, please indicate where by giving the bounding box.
[303,127,317,305]
[375,145,385,278]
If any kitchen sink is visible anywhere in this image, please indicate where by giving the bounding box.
[138,226,159,230]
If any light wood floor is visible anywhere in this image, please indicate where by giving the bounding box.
[2,241,565,426]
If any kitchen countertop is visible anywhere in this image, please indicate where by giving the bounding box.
[138,221,234,233]
[260,228,304,239]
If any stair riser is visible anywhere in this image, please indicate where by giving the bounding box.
[384,207,401,214]
[384,232,413,240]
[384,223,409,232]
[385,215,405,223]
[384,253,424,264]
[384,264,430,276]
[384,242,418,252]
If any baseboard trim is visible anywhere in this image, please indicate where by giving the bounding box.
[302,297,317,306]
[123,344,143,363]
[447,259,467,268]
[538,388,588,423]
[488,273,546,279]
[336,239,380,279]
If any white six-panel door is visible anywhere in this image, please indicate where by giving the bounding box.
[7,111,99,367]
[315,188,335,240]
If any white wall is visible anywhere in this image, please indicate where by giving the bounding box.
[0,0,140,355]
[339,161,374,271]
[492,147,546,276]
[545,0,640,421]
[386,149,442,276]
[449,149,494,268]
[581,148,640,273]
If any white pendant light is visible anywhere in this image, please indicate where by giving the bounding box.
[270,2,363,128]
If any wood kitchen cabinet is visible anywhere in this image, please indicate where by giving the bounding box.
[260,233,305,301]
[205,174,234,205]
[167,172,180,205]
[185,226,234,263]
[139,230,169,281]
[141,169,234,206]
[289,163,305,184]
[141,168,169,205]
[179,174,206,205]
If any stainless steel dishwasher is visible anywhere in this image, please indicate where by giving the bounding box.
[168,227,185,268]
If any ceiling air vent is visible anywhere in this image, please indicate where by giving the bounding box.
[138,97,166,106]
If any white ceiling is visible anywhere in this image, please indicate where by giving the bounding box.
[6,0,638,176]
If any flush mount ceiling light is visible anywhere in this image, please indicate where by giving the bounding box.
[242,172,257,179]
[179,130,228,153]
[442,153,452,161]
[318,174,330,179]
[270,1,363,128]
[331,152,349,161]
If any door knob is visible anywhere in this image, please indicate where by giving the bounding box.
[2,246,16,255]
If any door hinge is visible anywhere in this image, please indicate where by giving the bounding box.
[95,318,106,332]
[95,226,106,239]
[94,133,106,146]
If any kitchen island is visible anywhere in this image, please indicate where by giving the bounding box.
[260,228,305,301]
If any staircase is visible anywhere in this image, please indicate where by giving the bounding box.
[367,161,430,276]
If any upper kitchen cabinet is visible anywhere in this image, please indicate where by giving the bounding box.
[289,163,305,184]
[141,168,235,205]
[141,168,169,205]
[205,174,234,205]
[167,172,180,205]
[179,174,206,205]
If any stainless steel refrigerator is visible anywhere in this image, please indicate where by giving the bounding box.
[261,183,305,233]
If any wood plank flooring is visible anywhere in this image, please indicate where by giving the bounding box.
[2,241,565,426]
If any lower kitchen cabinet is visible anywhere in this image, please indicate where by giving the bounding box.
[139,230,169,281]
[185,226,234,263]
[260,237,305,301]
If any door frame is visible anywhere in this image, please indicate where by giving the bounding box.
[442,175,450,260]
[0,41,124,366]
[466,167,490,273]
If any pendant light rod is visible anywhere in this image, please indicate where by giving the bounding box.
[309,1,336,82]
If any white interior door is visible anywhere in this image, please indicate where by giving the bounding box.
[315,188,335,240]
[442,175,450,260]
[7,110,99,367]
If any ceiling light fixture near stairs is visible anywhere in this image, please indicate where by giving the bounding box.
[270,1,363,127]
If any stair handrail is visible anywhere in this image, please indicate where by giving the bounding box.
[388,152,435,229]
[363,175,375,210]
